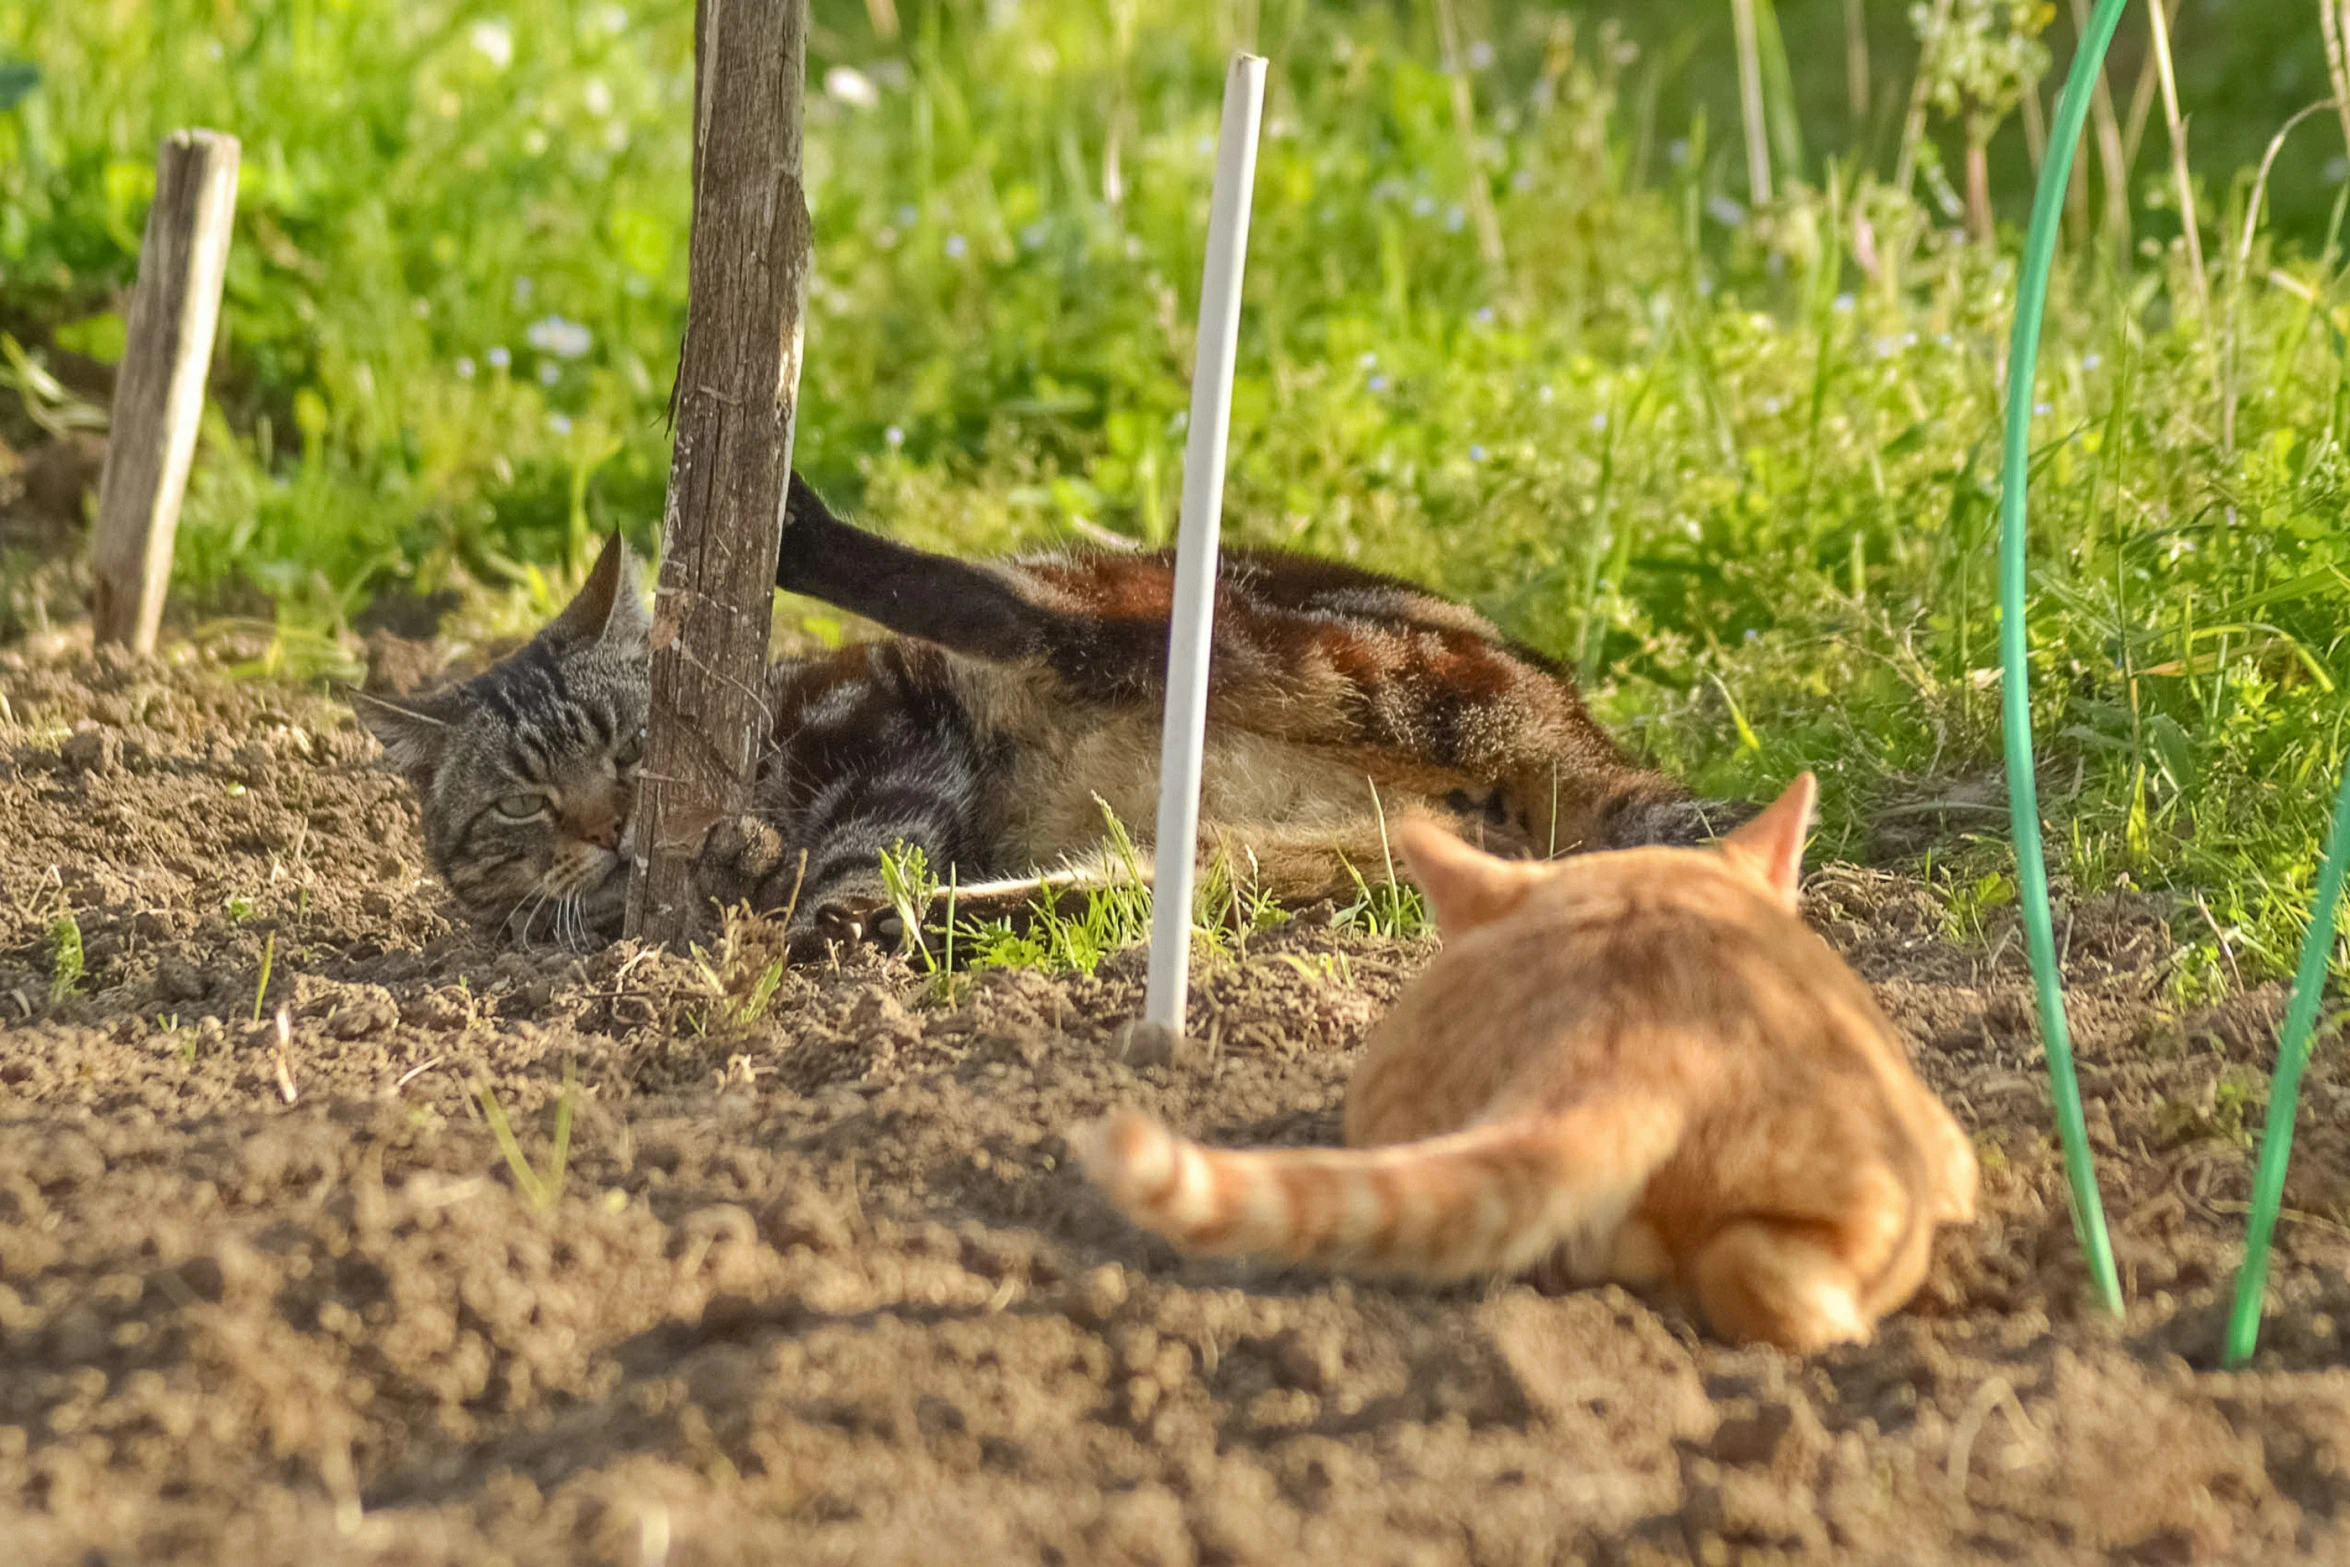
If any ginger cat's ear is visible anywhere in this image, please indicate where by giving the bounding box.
[1397,815,1538,936]
[1719,772,1816,911]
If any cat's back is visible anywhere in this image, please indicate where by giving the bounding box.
[1347,851,1926,1148]
[1521,854,1963,1233]
[1002,542,1516,646]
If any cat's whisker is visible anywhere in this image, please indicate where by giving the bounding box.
[504,876,561,950]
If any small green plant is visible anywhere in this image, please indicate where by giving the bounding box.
[479,1058,576,1214]
[1272,950,1357,987]
[2156,1065,2262,1149]
[685,902,795,1032]
[1334,859,1431,939]
[44,910,82,1003]
[1911,0,2052,241]
[876,839,941,963]
[1936,867,2018,947]
[223,893,257,924]
[1332,783,1430,939]
[251,930,276,1022]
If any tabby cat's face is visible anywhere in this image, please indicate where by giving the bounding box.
[356,537,649,944]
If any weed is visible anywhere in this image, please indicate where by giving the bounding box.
[1332,785,1431,940]
[251,930,276,1022]
[2157,1065,2263,1149]
[479,1058,576,1213]
[685,903,795,1032]
[44,910,82,1003]
[1937,867,2018,947]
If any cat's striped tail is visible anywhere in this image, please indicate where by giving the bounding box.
[1070,1097,1684,1282]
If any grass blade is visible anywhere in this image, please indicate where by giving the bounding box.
[2223,754,2350,1366]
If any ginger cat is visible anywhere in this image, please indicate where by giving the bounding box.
[1072,774,1978,1352]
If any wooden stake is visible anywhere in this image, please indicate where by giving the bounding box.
[627,0,811,945]
[89,129,240,654]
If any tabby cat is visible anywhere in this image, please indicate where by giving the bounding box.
[356,475,1746,948]
[1073,774,1979,1351]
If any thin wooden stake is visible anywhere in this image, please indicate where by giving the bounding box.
[89,129,240,655]
[627,0,811,945]
[1142,53,1266,1037]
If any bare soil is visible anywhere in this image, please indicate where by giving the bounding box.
[5,632,2350,1566]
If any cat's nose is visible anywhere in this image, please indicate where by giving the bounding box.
[567,804,623,850]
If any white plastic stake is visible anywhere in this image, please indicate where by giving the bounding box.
[1142,52,1266,1036]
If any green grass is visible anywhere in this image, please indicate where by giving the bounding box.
[43,908,81,1004]
[877,797,1421,985]
[6,1,2350,995]
[478,1059,576,1213]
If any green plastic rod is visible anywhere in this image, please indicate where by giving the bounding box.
[1996,0,2129,1319]
[2223,757,2350,1366]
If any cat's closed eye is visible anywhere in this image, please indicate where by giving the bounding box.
[614,732,644,769]
[496,792,548,819]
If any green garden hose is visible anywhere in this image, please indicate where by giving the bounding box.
[2003,0,2350,1357]
[1996,0,2129,1319]
[2224,762,2350,1365]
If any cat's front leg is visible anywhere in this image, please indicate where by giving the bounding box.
[692,814,909,955]
[693,814,810,919]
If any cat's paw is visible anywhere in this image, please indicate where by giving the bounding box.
[791,893,907,959]
[694,814,807,915]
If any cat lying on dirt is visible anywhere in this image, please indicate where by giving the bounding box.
[1073,774,1979,1352]
[356,475,1748,949]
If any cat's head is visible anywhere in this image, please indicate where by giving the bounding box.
[354,533,650,943]
[1398,772,1817,936]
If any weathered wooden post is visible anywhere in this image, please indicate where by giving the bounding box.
[89,129,240,654]
[625,0,812,944]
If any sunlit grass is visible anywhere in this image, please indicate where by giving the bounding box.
[5,1,2350,993]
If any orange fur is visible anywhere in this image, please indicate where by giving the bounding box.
[1071,773,1979,1352]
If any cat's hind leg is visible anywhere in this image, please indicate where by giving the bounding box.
[1686,1217,1876,1352]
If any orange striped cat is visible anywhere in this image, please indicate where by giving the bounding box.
[1072,774,1977,1351]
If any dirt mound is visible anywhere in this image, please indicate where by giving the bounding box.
[5,634,2350,1565]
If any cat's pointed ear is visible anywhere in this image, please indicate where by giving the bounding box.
[351,687,463,791]
[547,532,644,645]
[1719,771,1815,911]
[1397,814,1537,936]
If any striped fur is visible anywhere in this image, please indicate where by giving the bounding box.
[363,477,1746,949]
[1075,775,1980,1352]
[353,537,648,947]
[1073,1096,1684,1282]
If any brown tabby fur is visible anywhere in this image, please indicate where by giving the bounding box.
[1072,774,1979,1352]
[698,478,1744,944]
